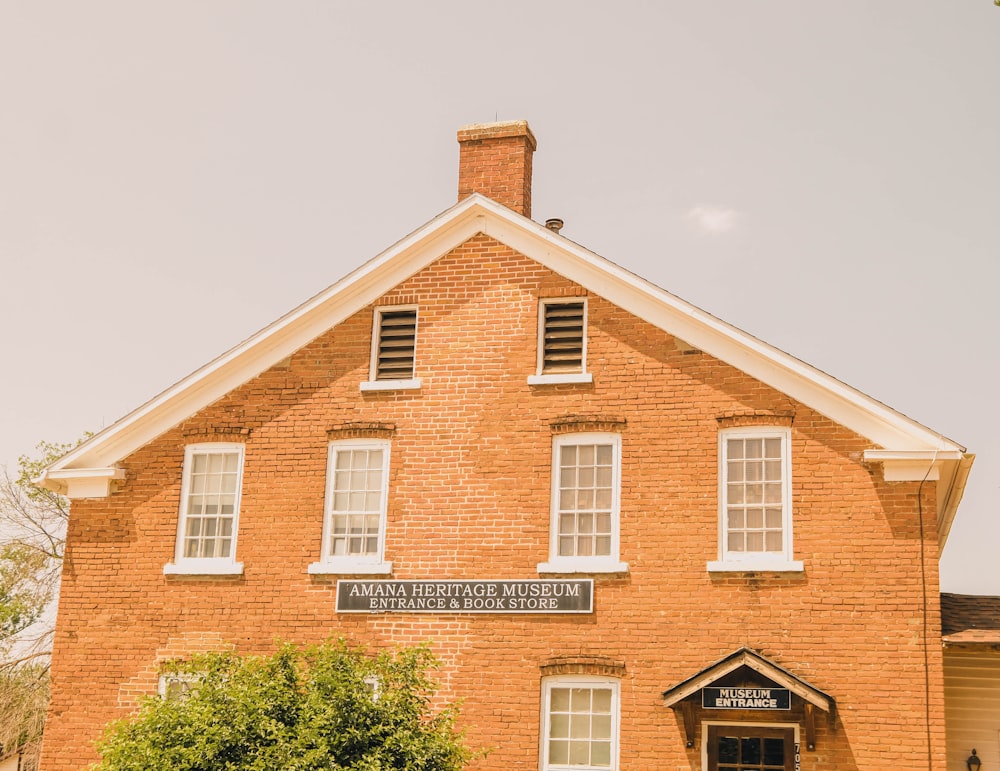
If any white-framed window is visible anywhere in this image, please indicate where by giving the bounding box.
[538,433,627,574]
[164,443,245,575]
[541,676,620,771]
[360,305,421,391]
[157,672,200,701]
[309,440,392,575]
[528,298,593,385]
[708,427,803,572]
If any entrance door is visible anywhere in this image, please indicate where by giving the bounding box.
[706,725,795,771]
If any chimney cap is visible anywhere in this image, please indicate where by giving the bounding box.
[457,120,537,150]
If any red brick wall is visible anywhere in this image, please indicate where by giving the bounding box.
[41,235,945,770]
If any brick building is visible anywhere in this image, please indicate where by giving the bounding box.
[37,121,975,770]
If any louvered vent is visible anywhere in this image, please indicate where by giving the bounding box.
[375,309,417,380]
[542,301,585,373]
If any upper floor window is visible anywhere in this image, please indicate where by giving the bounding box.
[164,443,245,575]
[538,433,627,574]
[708,427,802,572]
[309,440,392,575]
[529,299,593,385]
[361,306,421,391]
[541,675,619,771]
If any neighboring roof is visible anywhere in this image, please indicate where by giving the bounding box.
[37,194,973,544]
[661,647,834,714]
[941,593,1000,646]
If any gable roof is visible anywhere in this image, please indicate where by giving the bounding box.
[37,194,972,543]
[661,646,834,714]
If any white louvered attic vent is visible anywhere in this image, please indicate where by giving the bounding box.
[375,308,417,381]
[542,300,585,374]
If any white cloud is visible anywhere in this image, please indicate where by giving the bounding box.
[686,206,740,234]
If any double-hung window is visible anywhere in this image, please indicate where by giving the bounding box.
[361,305,421,391]
[528,299,593,385]
[309,440,392,575]
[538,433,627,574]
[164,443,245,575]
[708,427,802,572]
[541,676,619,771]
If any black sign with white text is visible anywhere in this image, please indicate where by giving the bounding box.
[336,579,593,614]
[702,687,791,710]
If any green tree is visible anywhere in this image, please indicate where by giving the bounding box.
[0,439,79,768]
[0,439,75,659]
[92,640,477,771]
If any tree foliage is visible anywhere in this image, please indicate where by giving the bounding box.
[0,439,75,658]
[92,640,476,771]
[0,662,48,764]
[0,439,78,767]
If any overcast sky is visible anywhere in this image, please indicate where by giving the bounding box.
[1,2,997,593]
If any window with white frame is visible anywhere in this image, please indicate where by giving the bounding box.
[361,306,420,390]
[541,676,619,771]
[309,440,392,575]
[164,443,245,575]
[528,299,593,385]
[157,671,200,701]
[708,427,802,572]
[538,433,627,574]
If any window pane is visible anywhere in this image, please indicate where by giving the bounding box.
[763,738,785,765]
[591,740,611,766]
[727,439,743,459]
[550,688,570,711]
[741,737,762,764]
[764,437,782,457]
[719,736,739,763]
[568,740,590,765]
[549,740,569,765]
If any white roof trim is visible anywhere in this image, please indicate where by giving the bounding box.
[43,194,968,524]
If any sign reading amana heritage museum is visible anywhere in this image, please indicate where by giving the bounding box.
[702,687,791,710]
[336,579,593,614]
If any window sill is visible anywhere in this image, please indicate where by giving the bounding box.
[360,379,421,392]
[537,558,629,575]
[706,559,804,573]
[527,373,593,386]
[164,561,244,576]
[308,560,393,576]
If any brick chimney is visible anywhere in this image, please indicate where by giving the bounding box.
[457,120,537,218]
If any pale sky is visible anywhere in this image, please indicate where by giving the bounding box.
[1,2,997,593]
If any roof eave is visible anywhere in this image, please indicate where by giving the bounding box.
[43,194,968,501]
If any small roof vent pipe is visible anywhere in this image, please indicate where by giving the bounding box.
[545,218,564,234]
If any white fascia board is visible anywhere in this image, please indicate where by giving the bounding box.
[45,197,489,479]
[482,212,965,455]
[45,193,965,495]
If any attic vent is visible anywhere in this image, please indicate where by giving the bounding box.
[374,307,417,381]
[541,300,586,374]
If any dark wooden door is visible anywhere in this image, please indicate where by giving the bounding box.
[706,725,794,771]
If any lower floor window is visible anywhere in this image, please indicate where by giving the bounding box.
[542,676,619,770]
